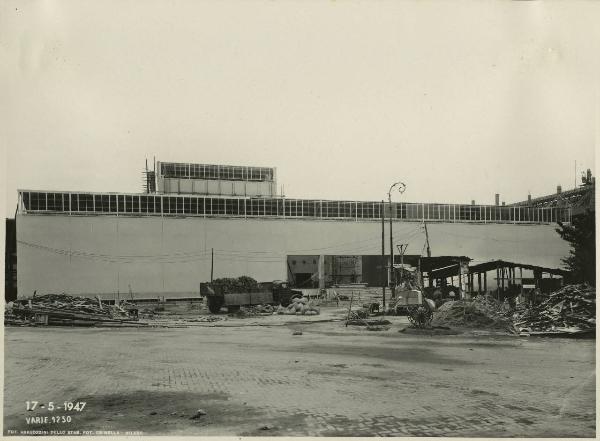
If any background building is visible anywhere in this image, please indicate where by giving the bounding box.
[156,161,278,197]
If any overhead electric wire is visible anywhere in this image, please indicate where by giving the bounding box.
[17,240,213,264]
[16,222,428,265]
[216,227,422,255]
[428,230,533,244]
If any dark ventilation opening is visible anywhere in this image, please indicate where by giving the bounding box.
[5,219,17,302]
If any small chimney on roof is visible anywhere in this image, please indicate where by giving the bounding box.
[557,185,562,194]
[495,194,500,206]
[502,201,505,206]
[527,194,532,203]
[471,200,475,205]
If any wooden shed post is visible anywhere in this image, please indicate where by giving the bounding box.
[496,264,500,300]
[484,271,487,293]
[519,267,524,303]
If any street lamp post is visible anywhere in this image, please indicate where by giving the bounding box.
[388,181,406,302]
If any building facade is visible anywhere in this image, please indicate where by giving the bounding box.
[14,161,572,300]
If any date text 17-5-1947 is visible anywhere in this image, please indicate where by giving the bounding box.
[24,401,87,426]
[26,401,86,412]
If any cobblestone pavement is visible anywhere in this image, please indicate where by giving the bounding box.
[3,318,596,437]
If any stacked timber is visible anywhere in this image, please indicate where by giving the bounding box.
[10,293,144,327]
[330,286,381,303]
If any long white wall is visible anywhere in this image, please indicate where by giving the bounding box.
[16,214,570,298]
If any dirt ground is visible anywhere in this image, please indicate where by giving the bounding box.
[3,306,596,437]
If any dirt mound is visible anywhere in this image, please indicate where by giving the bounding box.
[431,297,512,331]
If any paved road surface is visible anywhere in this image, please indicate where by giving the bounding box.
[3,319,596,437]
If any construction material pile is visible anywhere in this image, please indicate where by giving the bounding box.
[186,315,224,323]
[230,304,275,317]
[348,308,370,320]
[278,297,320,315]
[9,293,141,326]
[212,276,259,293]
[4,303,29,326]
[431,296,513,331]
[513,284,595,335]
[346,318,391,327]
[252,304,275,314]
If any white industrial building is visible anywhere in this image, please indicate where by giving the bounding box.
[14,160,571,300]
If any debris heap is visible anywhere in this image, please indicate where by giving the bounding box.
[513,284,595,335]
[431,296,513,331]
[254,304,275,314]
[229,304,275,317]
[347,308,370,320]
[8,293,142,326]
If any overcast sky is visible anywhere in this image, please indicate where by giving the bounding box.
[2,1,598,213]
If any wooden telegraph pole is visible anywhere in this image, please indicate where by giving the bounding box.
[389,196,394,299]
[388,181,406,300]
[424,221,431,258]
[381,200,386,312]
[210,248,214,283]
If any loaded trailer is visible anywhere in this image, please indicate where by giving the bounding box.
[200,280,303,313]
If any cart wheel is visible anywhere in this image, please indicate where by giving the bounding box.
[406,306,418,326]
[408,306,433,328]
[207,296,224,313]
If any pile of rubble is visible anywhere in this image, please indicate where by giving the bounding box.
[347,308,370,320]
[187,315,224,323]
[252,304,275,314]
[278,297,320,315]
[229,304,275,317]
[513,284,595,335]
[4,311,30,326]
[7,293,142,326]
[431,296,513,331]
[148,315,225,326]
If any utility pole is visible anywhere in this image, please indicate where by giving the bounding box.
[397,244,408,283]
[423,221,431,258]
[381,200,386,312]
[423,221,432,288]
[397,244,408,267]
[210,248,214,283]
[388,181,406,300]
[389,195,394,299]
[417,256,421,288]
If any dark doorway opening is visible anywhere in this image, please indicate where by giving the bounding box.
[293,272,314,288]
